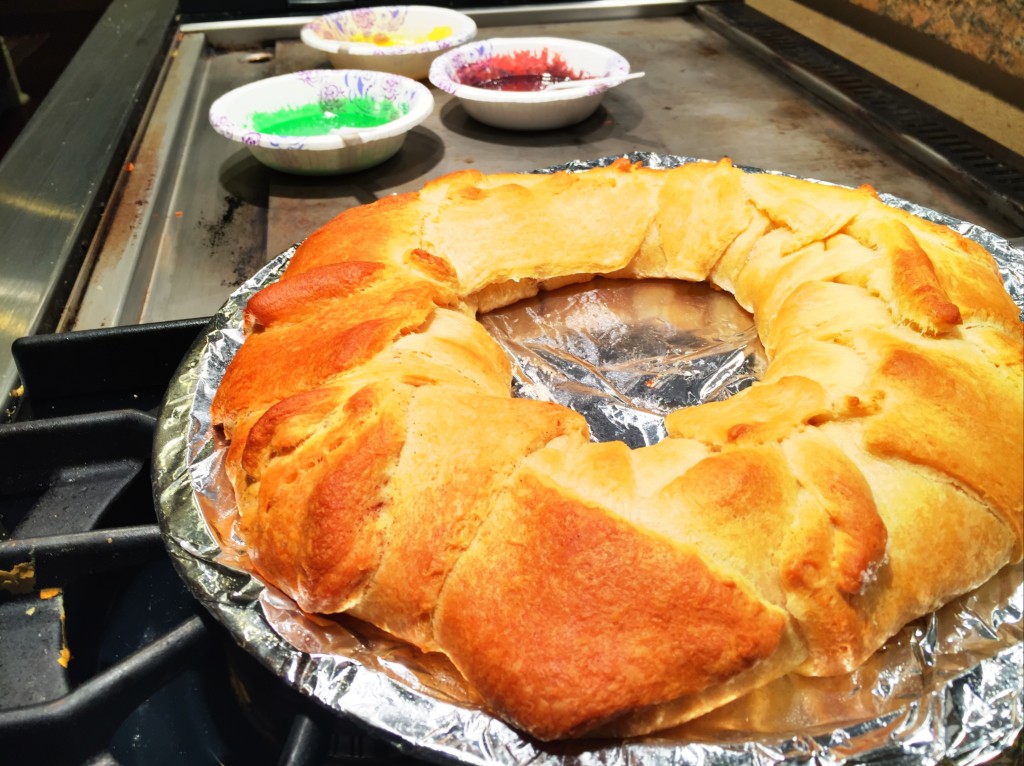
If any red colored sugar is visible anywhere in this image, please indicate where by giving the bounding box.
[457,49,586,91]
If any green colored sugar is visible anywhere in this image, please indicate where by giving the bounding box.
[250,97,404,136]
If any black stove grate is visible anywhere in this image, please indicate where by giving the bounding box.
[0,318,422,766]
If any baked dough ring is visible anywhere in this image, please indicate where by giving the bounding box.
[210,158,1023,741]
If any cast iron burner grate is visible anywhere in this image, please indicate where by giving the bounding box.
[0,319,424,766]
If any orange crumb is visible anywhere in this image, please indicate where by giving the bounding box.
[39,587,60,600]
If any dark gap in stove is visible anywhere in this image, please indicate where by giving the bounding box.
[10,317,211,421]
[1,318,431,766]
[1,411,154,537]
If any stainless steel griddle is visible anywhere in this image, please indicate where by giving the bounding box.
[1,0,1022,418]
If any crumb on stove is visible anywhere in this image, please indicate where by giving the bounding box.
[0,561,36,594]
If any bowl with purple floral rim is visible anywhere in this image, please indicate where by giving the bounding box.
[301,5,477,80]
[429,37,633,131]
[208,69,434,175]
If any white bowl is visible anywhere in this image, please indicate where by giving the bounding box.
[208,69,434,175]
[301,5,477,80]
[429,37,631,131]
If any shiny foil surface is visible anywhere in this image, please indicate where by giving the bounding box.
[154,154,1024,765]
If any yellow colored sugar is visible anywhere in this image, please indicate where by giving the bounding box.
[349,25,452,47]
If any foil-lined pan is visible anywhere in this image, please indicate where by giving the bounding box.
[154,154,1024,764]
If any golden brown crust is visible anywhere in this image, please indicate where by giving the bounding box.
[614,158,752,281]
[434,470,788,740]
[423,157,662,300]
[782,429,887,598]
[776,428,888,674]
[860,331,1024,547]
[844,211,962,334]
[664,375,831,446]
[891,206,1021,330]
[211,259,459,439]
[351,389,590,651]
[242,381,411,613]
[284,191,425,276]
[821,419,1017,653]
[208,158,1023,741]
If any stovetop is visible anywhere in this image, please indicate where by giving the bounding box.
[2,2,1022,760]
[0,318,427,765]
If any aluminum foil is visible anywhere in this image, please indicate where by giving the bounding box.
[154,153,1024,765]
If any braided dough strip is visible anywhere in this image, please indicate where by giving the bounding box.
[210,158,1023,741]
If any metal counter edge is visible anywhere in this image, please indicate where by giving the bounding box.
[0,0,179,421]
